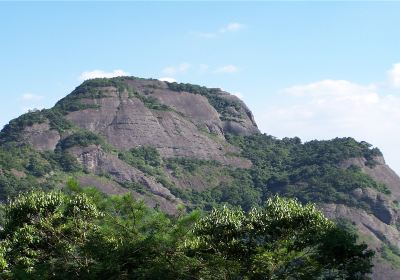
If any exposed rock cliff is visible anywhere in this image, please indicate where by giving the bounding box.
[0,77,258,213]
[20,78,256,167]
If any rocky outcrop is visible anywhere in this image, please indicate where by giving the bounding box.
[150,89,225,137]
[7,78,257,169]
[350,187,399,225]
[321,203,400,249]
[22,122,60,151]
[65,82,254,168]
[335,156,400,279]
[320,201,400,280]
[341,156,400,200]
[123,78,259,136]
[68,144,181,214]
[1,77,258,213]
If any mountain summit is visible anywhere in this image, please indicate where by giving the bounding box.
[1,76,400,279]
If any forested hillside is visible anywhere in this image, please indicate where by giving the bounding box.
[0,77,399,279]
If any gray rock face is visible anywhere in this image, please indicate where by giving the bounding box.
[150,90,223,133]
[341,156,400,200]
[320,202,400,280]
[22,122,60,151]
[321,203,400,249]
[65,82,254,168]
[351,187,398,225]
[122,78,258,136]
[336,156,400,279]
[218,93,259,136]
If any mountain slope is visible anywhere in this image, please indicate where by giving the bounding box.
[1,76,400,279]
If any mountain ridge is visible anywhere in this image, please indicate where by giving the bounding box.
[1,76,400,279]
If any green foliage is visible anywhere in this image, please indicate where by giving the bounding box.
[55,101,100,115]
[57,131,109,151]
[0,144,66,200]
[184,169,260,212]
[0,172,38,202]
[0,189,373,279]
[381,244,400,269]
[132,93,171,111]
[43,151,82,173]
[118,146,162,178]
[166,157,219,174]
[25,155,52,177]
[163,134,388,212]
[0,78,390,279]
[0,190,101,278]
[0,144,33,171]
[118,146,175,190]
[224,134,389,210]
[186,197,373,279]
[163,158,262,211]
[0,140,84,201]
[119,146,162,168]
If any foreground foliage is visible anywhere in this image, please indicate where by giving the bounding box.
[0,186,374,279]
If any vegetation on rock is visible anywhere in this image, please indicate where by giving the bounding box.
[0,77,398,277]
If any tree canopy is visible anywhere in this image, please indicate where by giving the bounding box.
[0,185,374,279]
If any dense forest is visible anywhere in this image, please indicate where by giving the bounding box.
[0,181,373,279]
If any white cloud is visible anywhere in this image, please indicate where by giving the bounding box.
[162,63,190,75]
[158,77,176,83]
[20,93,43,102]
[219,22,244,33]
[387,63,400,88]
[255,76,400,174]
[214,65,239,74]
[79,69,130,81]
[196,22,245,38]
[284,80,379,104]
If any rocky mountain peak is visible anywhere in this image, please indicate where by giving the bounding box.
[1,77,400,279]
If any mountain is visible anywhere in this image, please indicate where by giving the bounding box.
[1,76,400,279]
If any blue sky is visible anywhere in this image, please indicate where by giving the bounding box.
[1,2,400,173]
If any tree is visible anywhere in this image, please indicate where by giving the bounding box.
[0,190,101,279]
[185,196,374,280]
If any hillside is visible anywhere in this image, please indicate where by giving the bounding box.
[1,77,400,279]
